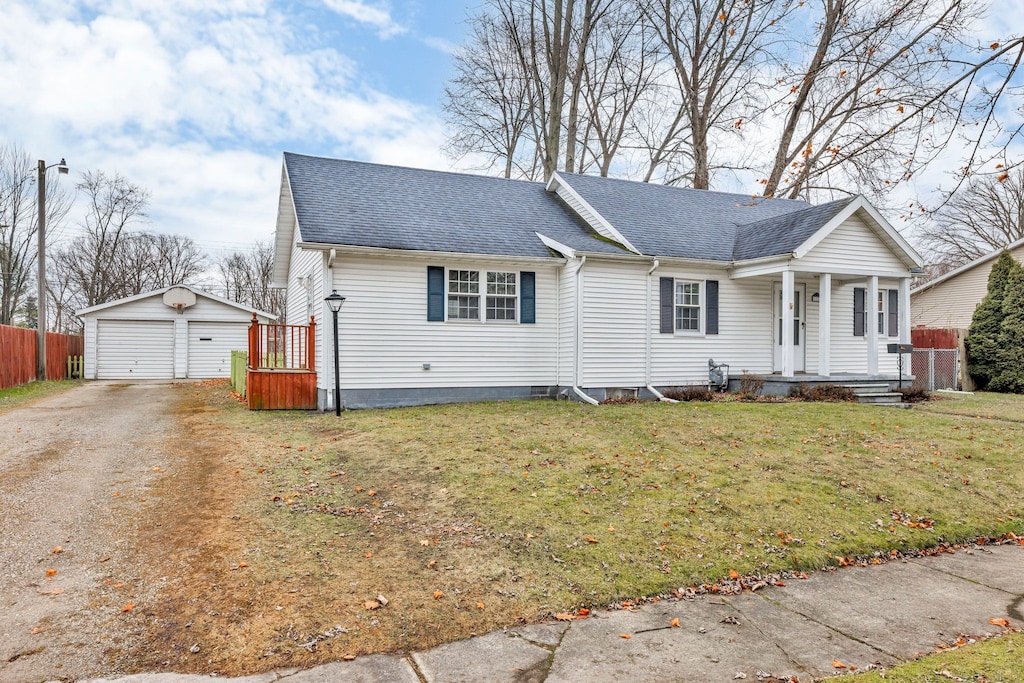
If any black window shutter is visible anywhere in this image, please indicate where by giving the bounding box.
[853,287,865,337]
[887,289,899,337]
[705,280,719,335]
[427,266,444,321]
[520,271,536,324]
[660,277,674,333]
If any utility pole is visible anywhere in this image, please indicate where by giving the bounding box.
[36,158,68,381]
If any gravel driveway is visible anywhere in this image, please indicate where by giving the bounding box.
[0,381,187,683]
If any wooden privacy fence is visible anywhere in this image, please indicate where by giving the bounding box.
[0,324,85,389]
[246,316,317,410]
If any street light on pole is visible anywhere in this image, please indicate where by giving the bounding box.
[36,157,68,381]
[324,290,346,416]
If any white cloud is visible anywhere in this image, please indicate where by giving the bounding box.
[0,0,450,257]
[322,0,407,38]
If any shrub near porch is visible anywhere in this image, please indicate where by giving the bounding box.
[141,387,1024,675]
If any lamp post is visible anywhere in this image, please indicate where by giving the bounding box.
[36,158,69,381]
[324,290,346,416]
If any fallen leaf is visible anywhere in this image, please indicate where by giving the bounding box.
[364,552,372,558]
[342,654,356,661]
[363,600,381,610]
[555,613,576,621]
[989,617,1011,628]
[578,608,590,617]
[237,562,248,569]
[671,618,680,628]
[30,626,49,634]
[833,659,845,669]
[38,588,64,596]
[585,536,599,544]
[122,603,134,612]
[477,601,485,609]
[620,633,632,639]
[433,590,444,600]
[419,539,430,546]
[45,569,57,577]
[729,569,740,579]
[51,546,63,554]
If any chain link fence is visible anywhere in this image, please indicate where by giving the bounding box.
[911,348,960,391]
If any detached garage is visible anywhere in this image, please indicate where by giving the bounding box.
[78,285,276,380]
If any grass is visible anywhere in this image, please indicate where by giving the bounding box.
[132,385,1024,676]
[0,379,81,412]
[843,632,1024,682]
[916,390,1024,423]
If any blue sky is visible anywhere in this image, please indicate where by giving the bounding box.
[0,0,478,256]
[1,0,1020,261]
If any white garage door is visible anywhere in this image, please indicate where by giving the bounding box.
[97,320,174,379]
[187,321,247,378]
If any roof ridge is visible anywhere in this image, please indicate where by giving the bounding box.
[283,152,547,188]
[556,171,810,205]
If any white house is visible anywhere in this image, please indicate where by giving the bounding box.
[78,285,275,380]
[272,153,924,410]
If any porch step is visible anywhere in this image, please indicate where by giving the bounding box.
[842,383,905,406]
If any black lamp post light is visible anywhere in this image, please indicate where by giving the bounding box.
[324,290,346,416]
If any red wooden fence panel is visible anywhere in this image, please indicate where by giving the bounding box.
[911,327,962,349]
[0,325,36,389]
[0,324,85,388]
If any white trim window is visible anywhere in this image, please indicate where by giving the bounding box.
[675,280,701,332]
[447,269,480,320]
[486,272,517,321]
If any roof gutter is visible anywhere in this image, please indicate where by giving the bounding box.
[572,255,599,405]
[296,242,565,266]
[643,258,677,403]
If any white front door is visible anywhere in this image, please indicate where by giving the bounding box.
[773,282,806,373]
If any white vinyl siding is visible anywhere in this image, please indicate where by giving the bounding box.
[798,217,908,273]
[187,322,248,378]
[652,272,773,385]
[328,256,558,389]
[557,259,579,386]
[96,320,174,380]
[828,281,900,374]
[581,261,647,387]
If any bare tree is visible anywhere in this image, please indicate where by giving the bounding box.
[218,242,285,320]
[0,143,71,326]
[920,170,1024,268]
[642,0,790,189]
[443,12,540,178]
[55,170,150,309]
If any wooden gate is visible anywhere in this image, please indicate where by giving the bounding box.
[246,316,318,410]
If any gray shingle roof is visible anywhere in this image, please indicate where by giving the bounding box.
[732,197,856,261]
[556,172,813,260]
[284,153,862,263]
[284,153,624,258]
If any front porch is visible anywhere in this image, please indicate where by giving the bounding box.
[735,373,911,404]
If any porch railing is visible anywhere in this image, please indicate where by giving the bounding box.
[247,314,316,371]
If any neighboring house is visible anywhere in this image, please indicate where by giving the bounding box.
[911,238,1024,329]
[78,285,276,380]
[272,153,924,410]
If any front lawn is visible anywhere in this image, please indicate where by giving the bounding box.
[136,386,1024,676]
[845,632,1024,682]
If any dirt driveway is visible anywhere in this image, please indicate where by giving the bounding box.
[0,381,199,683]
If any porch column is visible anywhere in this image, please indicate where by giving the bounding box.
[898,277,911,343]
[818,273,831,377]
[866,275,879,375]
[781,270,795,378]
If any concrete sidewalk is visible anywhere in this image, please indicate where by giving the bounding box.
[84,544,1023,683]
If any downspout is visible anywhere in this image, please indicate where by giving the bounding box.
[644,259,677,403]
[572,255,599,405]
